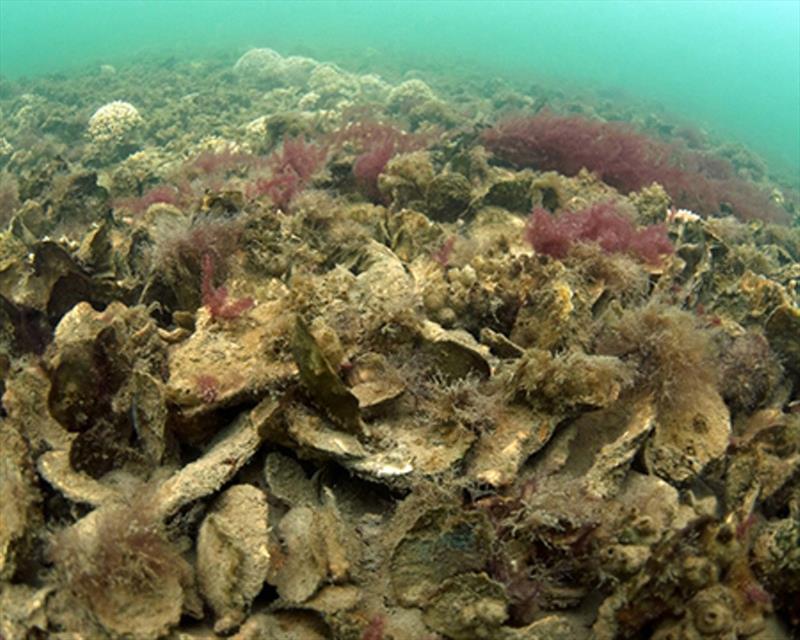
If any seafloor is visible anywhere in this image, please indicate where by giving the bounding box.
[0,48,798,640]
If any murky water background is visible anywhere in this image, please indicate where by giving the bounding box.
[1,0,798,179]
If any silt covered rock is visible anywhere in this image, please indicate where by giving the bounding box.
[197,483,270,634]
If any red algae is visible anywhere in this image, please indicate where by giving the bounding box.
[484,112,790,223]
[113,184,181,215]
[201,252,254,321]
[525,202,673,264]
[247,136,327,210]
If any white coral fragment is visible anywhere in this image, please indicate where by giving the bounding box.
[87,100,143,145]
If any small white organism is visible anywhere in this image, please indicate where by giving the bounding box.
[667,207,701,224]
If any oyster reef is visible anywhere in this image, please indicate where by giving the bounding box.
[0,40,799,640]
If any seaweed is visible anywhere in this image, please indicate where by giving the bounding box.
[50,497,191,635]
[484,112,790,223]
[524,201,673,265]
[595,303,719,406]
[247,135,327,210]
[718,330,782,414]
[113,184,181,215]
[200,252,254,321]
[332,120,429,200]
[2,43,798,640]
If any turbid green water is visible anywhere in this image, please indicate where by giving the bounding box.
[1,0,798,181]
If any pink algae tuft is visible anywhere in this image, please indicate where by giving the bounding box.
[247,136,327,210]
[483,112,789,224]
[200,252,254,321]
[360,615,385,640]
[195,374,220,403]
[431,235,457,267]
[353,138,397,200]
[188,148,258,177]
[113,184,182,215]
[525,202,673,264]
[333,120,430,200]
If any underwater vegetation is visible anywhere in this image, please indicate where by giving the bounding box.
[200,252,255,321]
[337,120,431,201]
[0,45,798,640]
[524,201,673,264]
[246,135,327,210]
[50,496,192,638]
[483,112,790,224]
